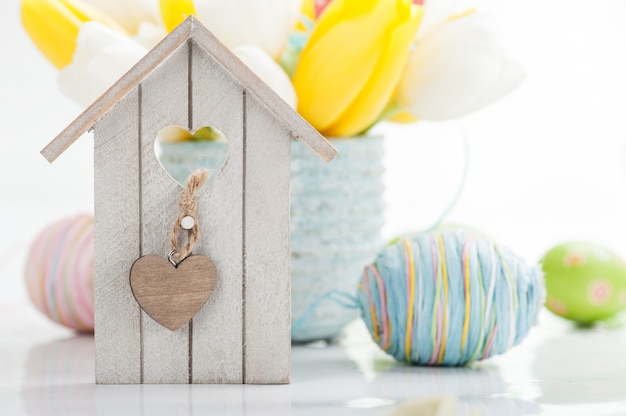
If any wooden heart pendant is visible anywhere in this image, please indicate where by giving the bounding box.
[129,254,217,331]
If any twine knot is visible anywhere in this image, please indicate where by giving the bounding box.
[169,169,210,265]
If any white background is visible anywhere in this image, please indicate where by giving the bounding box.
[1,0,626,307]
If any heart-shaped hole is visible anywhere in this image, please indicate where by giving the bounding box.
[154,125,230,188]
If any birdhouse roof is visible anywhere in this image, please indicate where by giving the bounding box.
[41,16,337,163]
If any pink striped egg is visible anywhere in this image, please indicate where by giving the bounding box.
[25,214,94,332]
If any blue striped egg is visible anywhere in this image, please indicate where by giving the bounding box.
[357,229,544,365]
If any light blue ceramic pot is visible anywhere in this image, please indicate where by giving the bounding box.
[159,136,384,342]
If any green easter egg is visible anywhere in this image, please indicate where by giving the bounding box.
[541,242,626,323]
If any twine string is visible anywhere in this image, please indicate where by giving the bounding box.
[169,169,210,264]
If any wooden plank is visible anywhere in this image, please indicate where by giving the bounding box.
[42,16,336,165]
[93,87,141,384]
[243,92,291,384]
[190,41,244,383]
[189,20,337,163]
[139,42,190,384]
[41,17,193,163]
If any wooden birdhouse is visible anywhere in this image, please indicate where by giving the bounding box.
[41,16,337,384]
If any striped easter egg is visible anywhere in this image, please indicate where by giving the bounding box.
[24,214,94,332]
[358,228,545,366]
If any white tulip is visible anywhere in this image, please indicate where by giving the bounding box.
[80,0,161,33]
[193,0,296,59]
[58,22,148,107]
[233,45,297,109]
[396,13,525,121]
[58,24,297,110]
[133,21,167,49]
[418,0,461,37]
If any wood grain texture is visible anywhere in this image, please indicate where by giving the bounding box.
[139,43,190,384]
[188,20,337,164]
[41,18,192,163]
[130,255,217,331]
[49,16,336,385]
[93,87,141,384]
[243,92,291,384]
[43,16,337,165]
[189,40,244,383]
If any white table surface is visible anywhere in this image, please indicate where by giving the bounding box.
[3,1,626,415]
[3,302,626,416]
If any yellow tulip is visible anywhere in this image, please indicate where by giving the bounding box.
[389,111,418,123]
[159,0,196,32]
[292,0,423,137]
[21,0,126,69]
[299,0,316,24]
